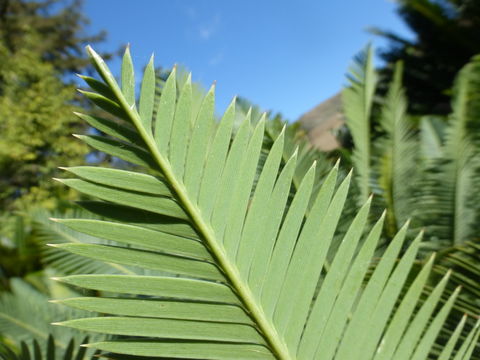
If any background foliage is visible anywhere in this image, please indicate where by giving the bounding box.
[371,0,480,115]
[0,0,115,291]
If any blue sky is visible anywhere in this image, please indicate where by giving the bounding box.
[84,0,414,121]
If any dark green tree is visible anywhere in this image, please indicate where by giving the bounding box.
[371,0,480,115]
[0,0,111,288]
[0,37,87,212]
[0,0,109,74]
[0,0,111,212]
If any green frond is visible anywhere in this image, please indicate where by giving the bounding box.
[417,56,480,246]
[432,240,480,354]
[420,116,445,159]
[51,45,477,360]
[342,45,377,205]
[376,61,418,235]
[0,279,101,359]
[0,335,99,360]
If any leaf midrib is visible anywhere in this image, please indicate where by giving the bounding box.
[87,47,292,360]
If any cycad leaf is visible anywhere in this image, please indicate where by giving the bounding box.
[54,46,476,360]
[437,314,468,360]
[0,279,100,359]
[169,73,192,178]
[184,84,216,198]
[121,45,135,106]
[139,55,155,132]
[32,209,135,276]
[342,45,377,205]
[417,56,480,245]
[54,297,251,324]
[376,61,417,235]
[54,219,208,259]
[85,341,274,359]
[0,335,96,360]
[154,66,177,153]
[61,167,171,196]
[453,319,480,360]
[73,135,157,169]
[55,178,186,220]
[74,112,144,145]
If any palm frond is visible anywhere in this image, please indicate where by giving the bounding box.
[0,278,100,358]
[342,45,377,206]
[376,61,418,236]
[52,46,478,360]
[416,55,480,246]
[419,116,445,160]
[0,335,99,360]
[0,212,42,289]
[430,240,480,357]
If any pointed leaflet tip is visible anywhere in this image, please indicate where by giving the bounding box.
[292,145,299,158]
[275,124,286,142]
[255,111,266,124]
[86,45,99,58]
[206,82,216,95]
[367,194,375,207]
[445,269,453,280]
[76,88,87,95]
[380,208,387,218]
[419,228,426,237]
[334,158,341,169]
[85,45,98,60]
